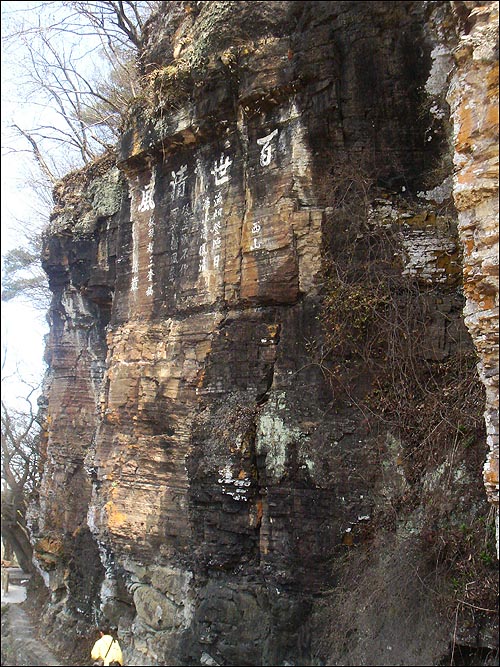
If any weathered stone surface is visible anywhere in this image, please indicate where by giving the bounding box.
[447,0,499,544]
[32,2,498,666]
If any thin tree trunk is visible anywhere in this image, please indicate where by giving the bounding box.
[1,523,34,573]
[3,538,14,562]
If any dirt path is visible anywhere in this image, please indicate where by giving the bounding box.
[1,601,64,666]
[1,585,26,605]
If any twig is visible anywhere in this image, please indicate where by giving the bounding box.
[450,602,460,666]
[456,599,498,613]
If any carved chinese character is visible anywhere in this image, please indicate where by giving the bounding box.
[138,178,156,212]
[257,129,278,167]
[203,197,211,223]
[251,222,262,234]
[251,237,262,250]
[147,241,154,254]
[131,276,139,292]
[213,254,221,269]
[213,237,222,250]
[147,267,154,282]
[146,284,153,297]
[170,164,188,199]
[211,154,233,186]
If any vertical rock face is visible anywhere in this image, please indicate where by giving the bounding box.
[33,155,124,622]
[33,2,498,665]
[447,0,499,546]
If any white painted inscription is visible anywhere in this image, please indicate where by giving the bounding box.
[211,154,233,186]
[199,242,208,272]
[138,173,156,212]
[146,214,155,297]
[199,166,230,275]
[257,129,278,167]
[170,164,188,199]
[131,220,139,292]
[250,220,262,251]
[203,197,211,224]
[211,190,223,268]
[217,466,250,501]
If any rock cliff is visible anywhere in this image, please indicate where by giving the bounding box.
[30,2,498,666]
[447,0,499,543]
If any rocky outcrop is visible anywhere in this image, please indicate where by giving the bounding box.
[32,2,498,665]
[447,0,499,549]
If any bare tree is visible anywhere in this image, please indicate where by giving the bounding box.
[68,1,153,52]
[1,370,42,573]
[2,1,155,181]
[1,232,51,311]
[1,1,155,307]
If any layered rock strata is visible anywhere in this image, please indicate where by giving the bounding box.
[448,0,499,550]
[32,2,499,665]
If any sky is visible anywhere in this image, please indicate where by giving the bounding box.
[1,5,49,408]
[1,1,116,409]
[1,1,149,414]
[1,1,89,408]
